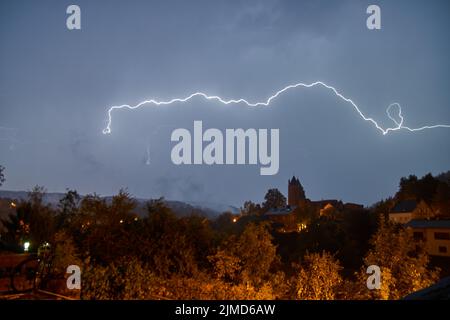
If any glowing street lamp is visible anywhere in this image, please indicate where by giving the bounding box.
[23,241,30,252]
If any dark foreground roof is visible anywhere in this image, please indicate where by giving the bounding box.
[403,277,450,300]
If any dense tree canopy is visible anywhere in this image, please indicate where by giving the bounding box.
[296,252,343,300]
[360,218,439,299]
[262,188,286,210]
[0,171,446,300]
[0,165,5,187]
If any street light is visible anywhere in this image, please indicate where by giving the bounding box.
[24,241,30,252]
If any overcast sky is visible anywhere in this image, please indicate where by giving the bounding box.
[1,0,449,207]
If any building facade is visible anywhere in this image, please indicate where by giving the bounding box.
[388,200,417,224]
[406,220,450,257]
[263,176,364,232]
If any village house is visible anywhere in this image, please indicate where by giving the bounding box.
[405,220,450,257]
[263,176,363,232]
[388,200,417,224]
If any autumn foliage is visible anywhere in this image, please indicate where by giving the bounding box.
[1,171,447,300]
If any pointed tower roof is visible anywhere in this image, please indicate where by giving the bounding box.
[290,176,300,185]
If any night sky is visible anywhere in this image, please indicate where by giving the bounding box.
[1,0,449,207]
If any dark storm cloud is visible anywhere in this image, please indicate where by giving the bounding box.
[0,0,449,206]
[68,134,103,173]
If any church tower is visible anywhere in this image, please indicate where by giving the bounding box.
[288,176,306,206]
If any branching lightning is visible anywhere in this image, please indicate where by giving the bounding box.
[102,81,450,136]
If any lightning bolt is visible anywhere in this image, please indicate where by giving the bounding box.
[146,144,151,165]
[102,81,450,136]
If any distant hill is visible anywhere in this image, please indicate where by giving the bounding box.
[0,190,239,219]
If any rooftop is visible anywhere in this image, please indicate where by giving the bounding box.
[404,277,450,300]
[405,219,450,229]
[265,206,295,215]
[390,200,417,214]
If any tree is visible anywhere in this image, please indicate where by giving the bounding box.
[412,200,435,220]
[139,198,199,277]
[240,201,262,216]
[1,186,56,252]
[57,189,81,228]
[436,170,450,186]
[397,175,419,201]
[179,214,215,270]
[209,223,279,286]
[361,218,439,299]
[432,182,450,218]
[418,173,440,204]
[208,248,241,282]
[295,251,343,300]
[51,230,82,275]
[70,190,138,264]
[396,173,440,204]
[0,165,5,187]
[370,197,394,219]
[262,189,286,210]
[82,257,161,300]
